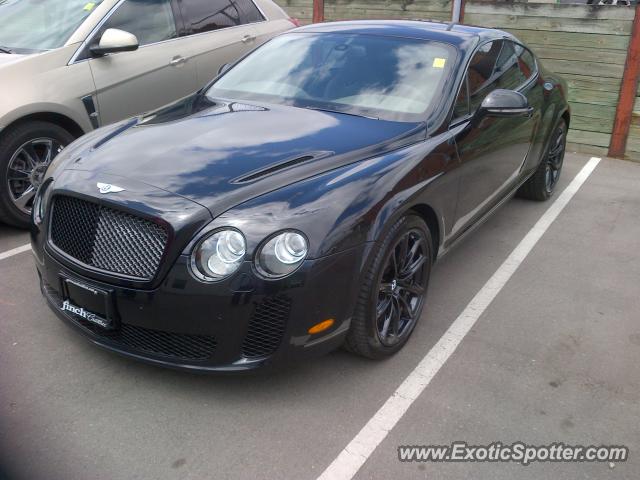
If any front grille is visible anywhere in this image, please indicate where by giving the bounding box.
[50,195,168,280]
[42,281,217,361]
[242,295,291,358]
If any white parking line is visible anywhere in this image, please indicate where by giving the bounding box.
[0,243,31,261]
[317,157,602,480]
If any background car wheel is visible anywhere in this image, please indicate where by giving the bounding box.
[346,214,433,359]
[0,121,75,228]
[517,119,567,202]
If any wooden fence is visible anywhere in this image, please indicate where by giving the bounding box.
[274,0,640,161]
[464,2,636,157]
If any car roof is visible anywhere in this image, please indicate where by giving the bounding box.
[292,20,511,50]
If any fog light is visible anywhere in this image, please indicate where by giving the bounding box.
[308,319,334,335]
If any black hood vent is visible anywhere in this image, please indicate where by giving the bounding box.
[231,151,333,184]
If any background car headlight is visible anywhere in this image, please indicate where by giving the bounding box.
[191,229,246,281]
[32,180,50,225]
[257,231,308,278]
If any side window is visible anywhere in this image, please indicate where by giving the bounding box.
[236,0,265,24]
[179,0,263,34]
[101,0,177,46]
[514,43,537,81]
[467,40,502,113]
[452,74,470,120]
[495,41,526,91]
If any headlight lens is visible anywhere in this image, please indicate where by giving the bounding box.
[32,181,50,225]
[191,229,246,281]
[257,231,308,278]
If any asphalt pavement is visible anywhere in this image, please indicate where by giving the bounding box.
[1,153,638,480]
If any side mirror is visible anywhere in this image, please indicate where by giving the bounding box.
[478,89,533,118]
[218,63,231,75]
[90,28,139,57]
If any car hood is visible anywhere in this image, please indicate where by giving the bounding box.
[65,96,425,217]
[0,52,28,67]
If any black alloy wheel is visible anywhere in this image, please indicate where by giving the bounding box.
[346,214,432,359]
[376,229,429,347]
[518,119,567,202]
[544,123,566,195]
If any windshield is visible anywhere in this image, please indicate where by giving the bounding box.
[0,0,103,52]
[206,33,456,122]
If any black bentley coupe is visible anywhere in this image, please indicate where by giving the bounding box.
[31,20,569,372]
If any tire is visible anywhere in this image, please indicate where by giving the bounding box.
[518,119,567,202]
[345,214,433,359]
[0,121,75,228]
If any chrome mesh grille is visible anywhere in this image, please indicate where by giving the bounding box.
[50,195,168,280]
[241,295,291,358]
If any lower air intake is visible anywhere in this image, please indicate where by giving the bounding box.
[242,295,291,358]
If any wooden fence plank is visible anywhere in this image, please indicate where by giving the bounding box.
[570,116,615,134]
[532,46,628,65]
[323,9,450,20]
[567,130,612,147]
[465,13,632,35]
[465,2,634,21]
[563,73,621,92]
[566,142,609,156]
[540,59,624,79]
[571,102,617,121]
[569,89,621,107]
[506,29,631,50]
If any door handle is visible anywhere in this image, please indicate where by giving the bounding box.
[170,56,186,67]
[241,34,256,44]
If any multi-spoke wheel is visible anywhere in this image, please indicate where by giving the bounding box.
[544,123,565,195]
[0,121,74,228]
[376,230,428,347]
[346,214,432,359]
[518,119,567,202]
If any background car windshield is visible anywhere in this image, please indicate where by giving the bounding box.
[207,33,456,122]
[0,0,104,52]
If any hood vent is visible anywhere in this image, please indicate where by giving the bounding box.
[231,151,332,184]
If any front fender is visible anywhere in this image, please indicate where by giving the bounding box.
[196,132,459,261]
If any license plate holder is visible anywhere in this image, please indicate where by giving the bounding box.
[60,275,117,330]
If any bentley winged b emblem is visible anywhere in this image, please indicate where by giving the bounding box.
[97,182,125,194]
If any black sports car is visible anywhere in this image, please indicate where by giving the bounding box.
[31,20,569,372]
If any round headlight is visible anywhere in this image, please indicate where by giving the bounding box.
[257,231,308,278]
[191,229,246,281]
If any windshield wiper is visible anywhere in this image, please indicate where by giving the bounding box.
[0,46,13,54]
[302,106,379,121]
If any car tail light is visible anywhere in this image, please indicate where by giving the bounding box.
[288,17,301,27]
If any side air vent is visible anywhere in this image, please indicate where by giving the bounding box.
[241,295,291,358]
[232,151,332,184]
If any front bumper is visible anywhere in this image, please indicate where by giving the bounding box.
[34,242,368,373]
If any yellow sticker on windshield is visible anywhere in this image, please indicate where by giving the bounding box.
[433,58,446,69]
[83,2,96,11]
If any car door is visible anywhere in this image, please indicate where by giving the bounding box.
[87,0,198,125]
[176,0,265,87]
[512,42,545,171]
[450,39,536,236]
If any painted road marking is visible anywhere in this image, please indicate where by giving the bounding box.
[317,157,602,480]
[0,243,31,262]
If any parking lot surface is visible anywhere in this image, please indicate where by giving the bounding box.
[1,153,638,480]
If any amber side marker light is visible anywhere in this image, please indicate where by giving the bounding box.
[308,319,334,335]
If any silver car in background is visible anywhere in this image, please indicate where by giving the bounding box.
[0,0,295,227]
